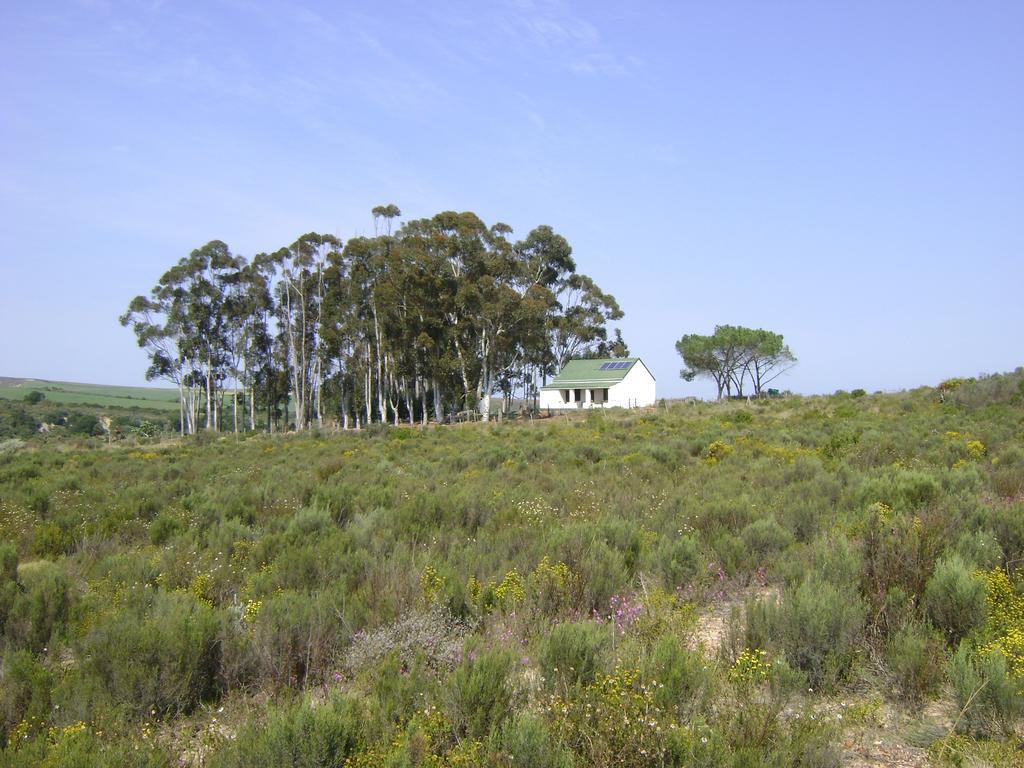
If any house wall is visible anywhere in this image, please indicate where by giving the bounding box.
[607,363,656,408]
[539,362,656,410]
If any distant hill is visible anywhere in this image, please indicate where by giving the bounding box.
[0,377,180,411]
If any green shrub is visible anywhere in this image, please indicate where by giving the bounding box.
[861,504,945,613]
[4,726,171,768]
[991,464,1024,499]
[444,646,517,740]
[0,649,52,746]
[643,634,715,718]
[494,713,574,768]
[5,565,71,653]
[577,541,627,611]
[811,533,863,589]
[709,531,749,576]
[953,530,1002,570]
[547,665,675,768]
[655,535,701,589]
[923,555,987,643]
[354,653,440,744]
[79,590,220,718]
[885,623,945,701]
[752,577,866,690]
[539,621,607,690]
[250,589,346,688]
[208,693,362,768]
[285,506,334,541]
[148,513,184,546]
[0,543,18,632]
[860,470,941,510]
[740,516,793,557]
[30,522,74,559]
[948,643,1024,738]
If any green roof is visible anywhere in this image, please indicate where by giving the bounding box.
[541,359,642,390]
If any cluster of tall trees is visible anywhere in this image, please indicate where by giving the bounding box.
[676,325,796,399]
[121,207,627,433]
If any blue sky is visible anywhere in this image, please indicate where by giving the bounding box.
[1,1,1021,398]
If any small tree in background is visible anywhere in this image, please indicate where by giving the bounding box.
[676,325,796,399]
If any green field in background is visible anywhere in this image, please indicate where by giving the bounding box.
[0,378,180,411]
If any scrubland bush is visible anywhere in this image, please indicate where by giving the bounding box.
[953,529,1002,570]
[208,693,362,768]
[747,578,866,690]
[991,464,1024,499]
[0,543,18,633]
[445,646,518,740]
[79,590,220,718]
[249,588,346,688]
[741,516,793,556]
[949,644,1024,738]
[577,541,628,611]
[539,621,607,690]
[4,725,170,768]
[643,634,715,717]
[148,512,183,545]
[885,622,945,701]
[0,650,51,746]
[924,554,987,643]
[861,503,946,614]
[345,607,466,673]
[5,564,71,653]
[655,534,701,589]
[0,381,1021,761]
[494,713,574,768]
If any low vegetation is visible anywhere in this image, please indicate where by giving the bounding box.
[1,370,1023,765]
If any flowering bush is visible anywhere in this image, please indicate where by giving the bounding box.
[703,440,733,465]
[977,568,1024,676]
[729,648,770,686]
[345,607,467,674]
[548,666,675,768]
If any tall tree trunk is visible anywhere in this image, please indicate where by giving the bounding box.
[372,302,385,420]
[205,369,213,430]
[420,379,428,426]
[178,381,185,437]
[365,344,373,424]
[433,379,443,423]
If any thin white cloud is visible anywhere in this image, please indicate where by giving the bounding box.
[492,0,639,77]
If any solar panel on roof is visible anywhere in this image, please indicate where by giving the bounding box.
[599,362,613,370]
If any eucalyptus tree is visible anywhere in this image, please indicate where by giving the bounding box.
[120,291,195,435]
[124,207,628,429]
[226,257,275,431]
[548,274,624,371]
[268,233,342,429]
[121,240,242,433]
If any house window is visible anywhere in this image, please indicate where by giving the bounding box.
[560,389,569,403]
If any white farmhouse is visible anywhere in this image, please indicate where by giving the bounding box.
[539,358,656,410]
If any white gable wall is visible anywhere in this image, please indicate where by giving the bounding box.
[538,361,656,410]
[608,361,656,408]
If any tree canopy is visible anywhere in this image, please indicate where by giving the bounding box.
[676,325,796,399]
[121,208,627,432]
